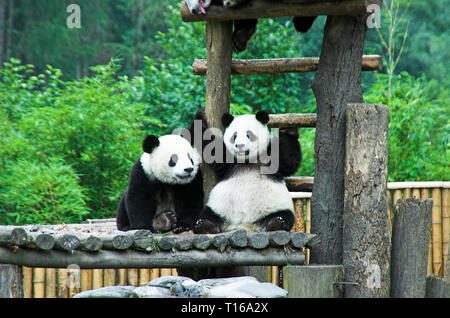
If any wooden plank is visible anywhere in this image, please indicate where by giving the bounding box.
[283,265,344,298]
[432,188,443,275]
[421,188,434,276]
[193,55,382,75]
[388,181,450,189]
[391,199,433,297]
[442,188,449,273]
[343,103,390,298]
[181,0,381,22]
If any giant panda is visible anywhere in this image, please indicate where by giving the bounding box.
[193,110,301,234]
[116,134,203,233]
[184,0,317,53]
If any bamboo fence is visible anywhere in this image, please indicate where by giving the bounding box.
[18,181,449,297]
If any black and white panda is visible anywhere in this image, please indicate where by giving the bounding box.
[194,110,301,234]
[184,0,317,53]
[116,134,203,233]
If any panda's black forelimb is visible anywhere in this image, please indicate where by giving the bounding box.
[232,19,258,53]
[256,209,295,232]
[193,206,225,234]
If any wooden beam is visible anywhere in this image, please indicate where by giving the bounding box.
[181,0,381,22]
[0,247,305,269]
[268,113,316,128]
[193,55,382,75]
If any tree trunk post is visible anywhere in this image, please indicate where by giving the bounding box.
[391,198,433,298]
[0,264,23,298]
[310,14,368,265]
[342,103,391,298]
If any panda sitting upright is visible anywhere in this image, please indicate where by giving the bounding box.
[116,134,203,233]
[194,110,301,234]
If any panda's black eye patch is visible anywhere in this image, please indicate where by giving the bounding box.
[247,130,257,141]
[230,132,237,144]
[169,154,178,167]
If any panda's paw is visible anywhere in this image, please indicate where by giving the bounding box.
[152,211,177,233]
[232,35,248,53]
[266,216,289,232]
[193,219,221,234]
[172,225,190,234]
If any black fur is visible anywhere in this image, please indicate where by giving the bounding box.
[142,135,159,153]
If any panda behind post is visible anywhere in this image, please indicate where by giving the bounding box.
[116,134,203,233]
[194,110,302,234]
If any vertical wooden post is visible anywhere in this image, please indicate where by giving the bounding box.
[391,198,433,297]
[0,264,23,298]
[203,20,233,199]
[342,103,391,298]
[431,188,443,275]
[310,14,368,265]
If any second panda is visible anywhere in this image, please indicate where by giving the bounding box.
[194,110,301,234]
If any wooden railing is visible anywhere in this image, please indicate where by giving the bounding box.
[19,181,448,297]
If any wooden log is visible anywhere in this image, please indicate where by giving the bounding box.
[0,226,27,246]
[180,0,381,22]
[291,232,320,249]
[286,176,314,192]
[425,275,449,298]
[202,19,233,200]
[431,188,443,275]
[129,229,153,252]
[390,198,433,298]
[211,233,229,252]
[268,113,316,128]
[78,234,103,252]
[247,233,269,249]
[25,232,55,250]
[193,234,212,250]
[0,264,23,298]
[174,234,194,251]
[227,229,248,248]
[192,55,382,75]
[343,103,390,298]
[283,265,344,298]
[0,246,305,268]
[388,181,450,189]
[101,231,132,251]
[309,14,368,266]
[54,233,80,252]
[157,235,175,251]
[269,231,291,246]
[117,269,127,286]
[103,269,115,287]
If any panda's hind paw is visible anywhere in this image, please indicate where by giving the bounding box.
[193,219,221,234]
[266,216,289,232]
[152,210,177,233]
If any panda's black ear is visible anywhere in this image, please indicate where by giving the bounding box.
[221,113,234,128]
[256,110,269,125]
[143,135,160,153]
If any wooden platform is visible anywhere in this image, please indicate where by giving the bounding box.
[0,223,318,269]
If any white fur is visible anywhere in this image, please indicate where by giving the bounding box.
[185,0,212,14]
[223,114,270,163]
[206,166,294,226]
[140,135,201,185]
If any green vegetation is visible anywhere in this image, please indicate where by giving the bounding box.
[0,1,448,224]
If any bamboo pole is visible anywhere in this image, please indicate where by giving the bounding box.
[171,268,178,276]
[393,189,402,206]
[103,269,115,287]
[421,188,433,276]
[150,268,159,281]
[403,188,411,199]
[33,268,45,298]
[271,266,277,285]
[293,198,305,232]
[57,268,68,298]
[306,198,311,264]
[67,266,81,298]
[412,188,421,199]
[160,268,172,277]
[139,269,150,286]
[92,269,103,290]
[118,269,127,286]
[45,268,56,298]
[387,190,393,233]
[81,269,92,292]
[431,188,443,275]
[127,269,138,286]
[442,188,449,273]
[22,266,32,298]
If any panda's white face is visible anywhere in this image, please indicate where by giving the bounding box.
[141,135,201,185]
[185,0,212,14]
[223,114,270,162]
